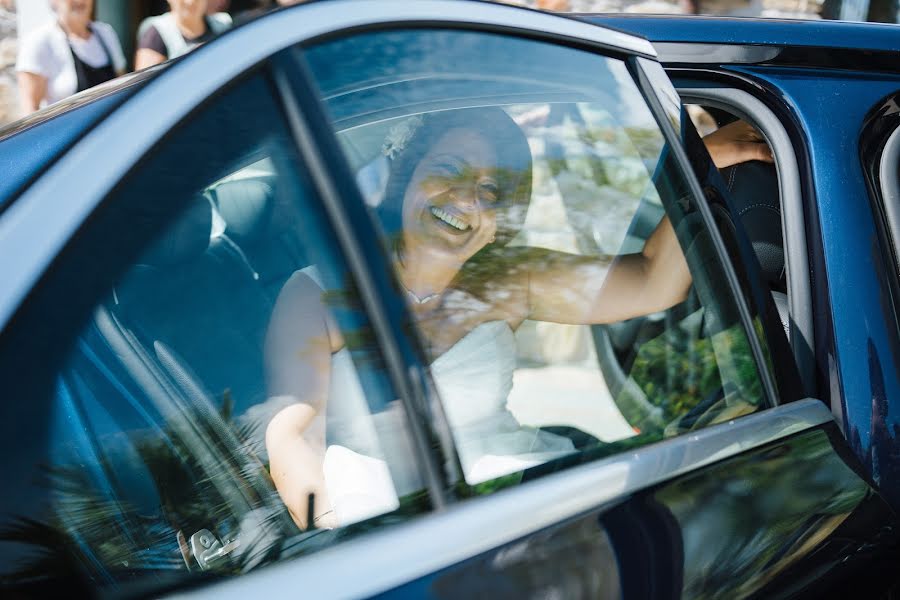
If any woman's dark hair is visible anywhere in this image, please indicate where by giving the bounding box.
[377,107,533,249]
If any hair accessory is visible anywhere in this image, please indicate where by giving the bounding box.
[382,115,424,159]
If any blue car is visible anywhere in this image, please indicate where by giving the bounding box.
[0,2,898,597]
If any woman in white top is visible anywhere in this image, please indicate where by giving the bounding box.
[16,0,126,113]
[264,107,772,530]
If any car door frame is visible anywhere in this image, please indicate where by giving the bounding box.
[592,26,900,507]
[670,57,900,509]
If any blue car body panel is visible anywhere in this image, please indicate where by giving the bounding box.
[584,14,900,49]
[0,74,151,213]
[379,425,890,599]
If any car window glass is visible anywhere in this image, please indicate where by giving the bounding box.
[0,72,428,596]
[301,30,769,490]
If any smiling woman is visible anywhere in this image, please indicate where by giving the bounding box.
[380,108,531,249]
[265,106,583,529]
[264,89,769,528]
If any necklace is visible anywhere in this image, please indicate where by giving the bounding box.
[399,279,441,305]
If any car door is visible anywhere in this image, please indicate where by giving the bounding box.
[583,15,900,516]
[270,6,898,598]
[0,16,440,598]
[0,3,896,599]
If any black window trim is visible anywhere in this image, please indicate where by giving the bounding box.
[675,83,815,400]
[629,56,781,410]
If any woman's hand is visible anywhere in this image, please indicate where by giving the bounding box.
[264,271,341,530]
[703,120,773,169]
[267,402,335,530]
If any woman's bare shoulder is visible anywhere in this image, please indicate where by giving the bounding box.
[277,268,325,302]
[271,268,343,352]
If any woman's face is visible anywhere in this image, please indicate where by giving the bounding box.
[401,128,500,262]
[53,0,93,25]
[168,0,208,20]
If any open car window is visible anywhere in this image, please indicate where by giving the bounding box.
[302,28,771,490]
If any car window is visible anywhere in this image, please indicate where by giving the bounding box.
[0,71,428,596]
[300,29,770,491]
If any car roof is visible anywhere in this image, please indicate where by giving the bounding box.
[578,14,900,52]
[0,68,159,213]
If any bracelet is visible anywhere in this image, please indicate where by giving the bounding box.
[313,510,334,524]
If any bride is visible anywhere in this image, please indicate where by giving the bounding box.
[263,107,771,530]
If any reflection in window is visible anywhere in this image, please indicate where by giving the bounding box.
[309,29,768,489]
[0,73,427,594]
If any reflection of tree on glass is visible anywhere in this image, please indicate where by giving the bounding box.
[264,107,770,530]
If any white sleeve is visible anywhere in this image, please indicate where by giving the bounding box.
[15,29,53,77]
[94,22,127,73]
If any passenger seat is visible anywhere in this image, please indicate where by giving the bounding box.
[208,179,307,303]
[718,159,788,335]
[108,193,274,423]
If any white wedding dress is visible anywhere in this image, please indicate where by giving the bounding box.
[267,267,575,526]
[323,319,574,525]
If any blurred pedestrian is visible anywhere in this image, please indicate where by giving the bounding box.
[134,0,231,70]
[16,0,125,113]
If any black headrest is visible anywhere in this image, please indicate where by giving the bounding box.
[719,160,784,290]
[136,196,212,267]
[211,180,275,247]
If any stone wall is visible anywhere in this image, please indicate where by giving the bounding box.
[0,0,18,126]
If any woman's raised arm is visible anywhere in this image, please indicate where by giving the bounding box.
[524,216,689,325]
[525,120,771,325]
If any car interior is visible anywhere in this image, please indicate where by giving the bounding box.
[39,91,787,580]
[697,106,787,329]
[593,105,786,431]
[52,151,319,574]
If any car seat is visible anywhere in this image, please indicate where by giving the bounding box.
[208,178,308,304]
[82,192,299,569]
[718,159,787,335]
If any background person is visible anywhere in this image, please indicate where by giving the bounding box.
[134,0,231,70]
[16,0,125,113]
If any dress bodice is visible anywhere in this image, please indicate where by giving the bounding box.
[430,320,516,427]
[324,318,574,522]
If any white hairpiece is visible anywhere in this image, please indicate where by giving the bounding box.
[381,115,424,159]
